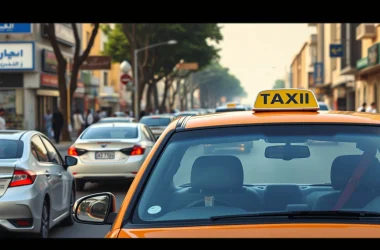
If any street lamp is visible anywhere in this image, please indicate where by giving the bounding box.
[133,40,177,119]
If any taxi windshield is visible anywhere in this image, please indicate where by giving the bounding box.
[133,124,380,224]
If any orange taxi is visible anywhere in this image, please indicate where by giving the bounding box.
[72,88,380,238]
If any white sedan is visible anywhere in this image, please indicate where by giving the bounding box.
[67,122,156,191]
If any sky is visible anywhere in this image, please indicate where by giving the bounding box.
[217,24,316,103]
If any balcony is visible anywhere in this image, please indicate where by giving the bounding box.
[356,23,376,40]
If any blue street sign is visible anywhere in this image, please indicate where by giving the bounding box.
[0,23,32,33]
[330,44,343,58]
[314,62,324,84]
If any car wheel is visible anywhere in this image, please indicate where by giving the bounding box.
[60,188,75,226]
[76,180,86,191]
[35,200,49,238]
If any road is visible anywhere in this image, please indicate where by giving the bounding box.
[49,148,130,238]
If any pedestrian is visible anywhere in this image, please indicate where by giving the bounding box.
[357,102,366,112]
[44,110,53,138]
[52,107,64,144]
[367,102,377,113]
[0,108,6,130]
[93,110,101,123]
[85,109,94,128]
[73,109,85,137]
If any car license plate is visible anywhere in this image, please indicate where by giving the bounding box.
[95,152,115,159]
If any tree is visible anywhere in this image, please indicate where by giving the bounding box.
[47,23,99,141]
[197,61,247,108]
[101,23,222,113]
[273,79,285,89]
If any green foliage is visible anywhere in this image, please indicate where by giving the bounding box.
[273,79,285,89]
[198,61,247,101]
[101,23,223,78]
[101,24,129,62]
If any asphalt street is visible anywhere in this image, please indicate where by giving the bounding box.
[49,147,131,238]
[50,140,361,238]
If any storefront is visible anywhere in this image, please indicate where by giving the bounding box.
[355,43,380,111]
[0,73,25,129]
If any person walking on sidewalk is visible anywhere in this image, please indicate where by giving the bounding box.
[44,110,53,138]
[73,109,85,137]
[0,108,6,130]
[85,109,94,128]
[52,107,64,144]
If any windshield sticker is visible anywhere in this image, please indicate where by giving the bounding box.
[148,205,162,214]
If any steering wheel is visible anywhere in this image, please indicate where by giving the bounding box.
[186,199,235,209]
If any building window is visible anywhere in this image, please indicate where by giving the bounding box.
[103,72,108,86]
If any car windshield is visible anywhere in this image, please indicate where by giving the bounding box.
[319,104,329,110]
[140,117,171,126]
[98,119,133,123]
[0,139,23,159]
[216,108,246,112]
[175,113,198,117]
[80,126,138,139]
[133,124,380,224]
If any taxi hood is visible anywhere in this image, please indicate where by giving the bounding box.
[118,223,380,238]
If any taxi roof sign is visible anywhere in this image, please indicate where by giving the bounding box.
[253,88,319,111]
[226,103,237,108]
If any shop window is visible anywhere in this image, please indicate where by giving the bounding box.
[0,90,23,129]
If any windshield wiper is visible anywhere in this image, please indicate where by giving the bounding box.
[210,210,380,221]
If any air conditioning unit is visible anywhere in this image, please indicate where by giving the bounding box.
[356,23,376,40]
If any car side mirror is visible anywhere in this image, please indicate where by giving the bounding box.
[73,192,117,225]
[65,156,78,167]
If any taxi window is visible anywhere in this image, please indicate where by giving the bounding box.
[133,124,380,224]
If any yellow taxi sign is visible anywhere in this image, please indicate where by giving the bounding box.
[226,103,237,108]
[253,88,319,111]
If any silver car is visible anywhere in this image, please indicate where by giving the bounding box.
[139,115,174,138]
[67,122,156,191]
[0,130,77,238]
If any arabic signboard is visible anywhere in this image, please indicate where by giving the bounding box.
[80,56,111,70]
[41,49,58,73]
[0,42,35,71]
[368,43,380,66]
[0,23,32,34]
[313,62,324,84]
[41,72,85,91]
[329,44,343,58]
[41,23,75,46]
[176,62,199,70]
[356,57,368,70]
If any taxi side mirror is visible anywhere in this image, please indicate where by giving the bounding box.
[73,192,117,225]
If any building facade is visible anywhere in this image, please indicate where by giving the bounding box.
[290,35,316,92]
[81,23,121,116]
[0,23,83,131]
[355,23,380,111]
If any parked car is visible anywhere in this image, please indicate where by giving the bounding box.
[67,122,156,190]
[0,130,77,238]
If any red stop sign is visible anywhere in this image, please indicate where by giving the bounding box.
[120,74,132,85]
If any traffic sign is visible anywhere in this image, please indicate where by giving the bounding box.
[121,74,132,85]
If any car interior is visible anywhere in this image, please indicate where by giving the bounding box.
[136,136,380,222]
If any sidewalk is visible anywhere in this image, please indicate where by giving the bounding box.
[53,132,77,151]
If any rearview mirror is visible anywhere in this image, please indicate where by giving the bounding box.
[265,145,310,161]
[65,156,78,167]
[73,192,117,225]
